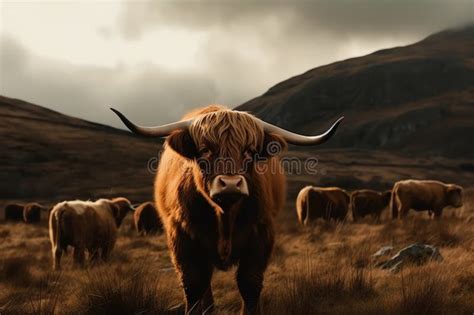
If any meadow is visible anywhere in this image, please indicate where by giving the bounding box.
[0,189,473,315]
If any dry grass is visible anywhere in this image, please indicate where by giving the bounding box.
[70,264,174,314]
[0,194,473,314]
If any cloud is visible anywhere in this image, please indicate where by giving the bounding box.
[0,36,218,128]
[118,0,474,41]
[1,1,472,128]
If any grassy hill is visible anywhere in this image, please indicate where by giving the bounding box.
[238,26,474,158]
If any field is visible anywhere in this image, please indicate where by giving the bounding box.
[0,189,473,315]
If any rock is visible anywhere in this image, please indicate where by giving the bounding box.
[372,246,394,257]
[379,243,443,273]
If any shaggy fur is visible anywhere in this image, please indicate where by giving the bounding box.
[391,180,463,219]
[23,203,46,223]
[296,186,350,225]
[133,202,163,235]
[48,197,132,270]
[351,190,391,221]
[155,105,286,314]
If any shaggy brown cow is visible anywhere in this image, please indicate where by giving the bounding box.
[296,186,350,224]
[134,202,163,235]
[351,190,391,221]
[112,105,342,314]
[391,180,463,219]
[4,204,24,221]
[49,197,133,270]
[23,203,47,223]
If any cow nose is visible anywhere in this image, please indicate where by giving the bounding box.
[210,175,249,198]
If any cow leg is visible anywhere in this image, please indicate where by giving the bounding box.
[352,211,358,222]
[391,196,399,219]
[73,247,85,267]
[170,230,214,314]
[101,246,112,262]
[89,248,101,265]
[374,211,382,223]
[398,206,409,219]
[236,230,273,315]
[432,208,443,219]
[178,261,214,314]
[52,246,62,271]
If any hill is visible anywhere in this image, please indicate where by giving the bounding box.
[237,26,474,158]
[0,95,159,203]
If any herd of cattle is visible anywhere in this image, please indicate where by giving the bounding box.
[1,105,466,314]
[3,199,162,234]
[3,178,463,270]
[297,179,464,225]
[3,199,163,270]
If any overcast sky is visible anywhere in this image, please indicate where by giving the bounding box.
[1,0,473,128]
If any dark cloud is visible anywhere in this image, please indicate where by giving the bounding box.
[0,36,218,128]
[118,0,474,40]
[1,2,472,128]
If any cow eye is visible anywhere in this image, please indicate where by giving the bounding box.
[243,149,254,160]
[199,147,211,156]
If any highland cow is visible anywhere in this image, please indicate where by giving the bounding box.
[49,197,133,270]
[23,203,46,223]
[391,180,463,219]
[112,105,342,314]
[4,203,24,222]
[351,190,391,221]
[296,186,350,225]
[134,202,163,235]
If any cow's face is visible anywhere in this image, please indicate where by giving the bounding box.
[110,197,134,227]
[168,110,285,203]
[167,110,286,262]
[447,185,463,208]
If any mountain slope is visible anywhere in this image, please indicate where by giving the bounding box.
[0,95,160,202]
[237,26,474,158]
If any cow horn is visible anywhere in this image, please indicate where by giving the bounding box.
[258,116,344,146]
[111,108,193,137]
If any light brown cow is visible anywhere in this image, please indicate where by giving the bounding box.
[391,180,463,219]
[49,197,132,270]
[351,190,391,221]
[112,105,342,314]
[134,202,163,235]
[296,186,350,225]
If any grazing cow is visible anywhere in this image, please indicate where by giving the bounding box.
[4,204,24,221]
[49,197,133,270]
[391,180,463,219]
[134,202,163,235]
[112,105,342,314]
[296,186,350,225]
[23,203,47,223]
[351,190,391,221]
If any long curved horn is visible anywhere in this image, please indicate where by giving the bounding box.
[259,116,344,146]
[111,108,193,137]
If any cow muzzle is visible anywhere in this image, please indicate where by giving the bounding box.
[210,175,249,199]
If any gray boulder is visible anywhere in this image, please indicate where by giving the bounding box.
[377,243,443,273]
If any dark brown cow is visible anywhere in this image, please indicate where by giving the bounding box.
[4,204,24,221]
[112,105,342,314]
[351,190,391,221]
[23,203,47,223]
[134,202,163,235]
[296,186,350,224]
[391,180,463,219]
[49,197,133,270]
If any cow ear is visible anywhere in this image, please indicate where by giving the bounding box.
[167,129,198,159]
[110,203,119,218]
[260,132,287,157]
